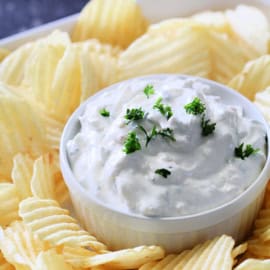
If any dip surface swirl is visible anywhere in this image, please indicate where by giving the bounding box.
[67,77,266,217]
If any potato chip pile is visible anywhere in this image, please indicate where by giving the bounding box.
[1,0,270,269]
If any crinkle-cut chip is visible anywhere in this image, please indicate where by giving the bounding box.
[228,55,270,100]
[39,113,64,150]
[176,235,234,270]
[247,239,270,258]
[0,48,10,62]
[72,0,148,49]
[67,245,165,269]
[118,23,211,80]
[0,43,33,87]
[62,246,97,263]
[80,47,119,101]
[19,197,107,251]
[0,251,15,270]
[0,221,47,268]
[11,153,34,200]
[191,11,229,32]
[234,258,270,269]
[31,154,55,200]
[35,250,73,270]
[0,94,46,178]
[254,87,270,124]
[48,45,81,122]
[232,243,248,266]
[208,30,256,84]
[0,183,20,226]
[22,40,65,110]
[226,5,270,55]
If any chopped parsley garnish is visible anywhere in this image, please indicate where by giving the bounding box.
[123,131,141,154]
[153,97,173,120]
[201,114,216,136]
[144,84,155,98]
[125,107,145,124]
[235,143,259,160]
[99,108,110,117]
[184,97,206,115]
[155,168,171,178]
[138,125,175,146]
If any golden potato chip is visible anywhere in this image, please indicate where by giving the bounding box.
[247,239,270,258]
[228,55,270,100]
[72,0,148,48]
[0,43,33,86]
[19,197,107,251]
[35,250,73,270]
[118,23,211,80]
[0,183,20,226]
[0,251,15,270]
[226,5,270,55]
[0,91,46,179]
[11,153,34,200]
[31,154,55,200]
[233,243,248,259]
[0,221,47,268]
[0,48,10,62]
[68,245,164,269]
[208,30,256,84]
[234,258,270,269]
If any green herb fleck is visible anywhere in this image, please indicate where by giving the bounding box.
[144,84,155,98]
[184,97,206,115]
[123,131,141,154]
[153,97,173,120]
[99,108,110,117]
[201,114,216,136]
[138,125,175,147]
[155,168,171,178]
[125,107,145,124]
[235,143,259,160]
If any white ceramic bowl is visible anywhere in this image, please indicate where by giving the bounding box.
[60,74,270,253]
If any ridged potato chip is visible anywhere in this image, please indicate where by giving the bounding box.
[35,250,73,270]
[68,245,165,269]
[19,197,107,251]
[11,153,34,200]
[139,235,234,270]
[226,5,270,55]
[0,43,33,87]
[72,0,148,48]
[234,258,270,269]
[0,183,20,226]
[0,91,46,179]
[0,221,47,268]
[118,22,211,80]
[228,55,270,100]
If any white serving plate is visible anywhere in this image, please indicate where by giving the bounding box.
[1,0,270,49]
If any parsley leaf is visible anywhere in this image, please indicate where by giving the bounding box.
[155,168,171,178]
[153,97,173,120]
[201,114,216,136]
[184,97,206,115]
[235,143,259,160]
[125,107,145,124]
[99,108,110,117]
[138,125,175,147]
[123,131,141,154]
[144,84,155,98]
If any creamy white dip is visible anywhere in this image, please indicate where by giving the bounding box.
[67,77,266,217]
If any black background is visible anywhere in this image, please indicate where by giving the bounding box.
[0,0,89,39]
